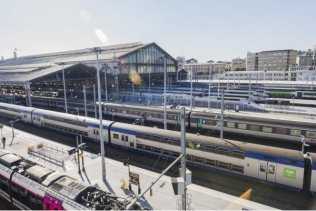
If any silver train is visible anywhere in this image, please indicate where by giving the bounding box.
[102,102,316,143]
[0,102,315,193]
[0,149,142,210]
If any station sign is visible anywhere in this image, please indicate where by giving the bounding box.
[129,171,140,185]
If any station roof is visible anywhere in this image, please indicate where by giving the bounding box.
[0,42,144,67]
[0,63,74,85]
[0,42,176,85]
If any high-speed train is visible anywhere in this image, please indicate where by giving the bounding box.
[101,103,316,143]
[0,102,315,193]
[0,149,142,210]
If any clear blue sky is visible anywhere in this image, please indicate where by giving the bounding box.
[1,0,315,62]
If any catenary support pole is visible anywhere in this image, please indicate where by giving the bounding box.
[163,56,167,130]
[180,107,187,210]
[220,89,224,140]
[95,49,106,181]
[62,65,68,113]
[83,85,87,117]
[93,84,97,119]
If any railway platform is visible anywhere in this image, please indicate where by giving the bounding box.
[0,124,276,210]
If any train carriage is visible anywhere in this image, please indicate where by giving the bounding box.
[0,102,315,193]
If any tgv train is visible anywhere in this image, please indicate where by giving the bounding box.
[102,103,316,143]
[0,102,315,193]
[117,91,265,112]
[0,150,142,210]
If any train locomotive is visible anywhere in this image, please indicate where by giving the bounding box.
[0,150,142,210]
[0,102,315,194]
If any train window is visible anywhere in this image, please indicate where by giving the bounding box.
[152,135,161,141]
[226,122,235,128]
[262,127,272,133]
[125,136,129,142]
[126,110,131,114]
[260,163,266,172]
[168,115,174,120]
[268,164,275,174]
[144,145,152,151]
[205,119,216,125]
[122,110,126,114]
[290,129,301,136]
[113,133,119,139]
[306,130,316,138]
[153,147,161,153]
[136,133,145,139]
[193,156,204,163]
[204,145,216,153]
[186,155,192,161]
[218,147,230,156]
[136,143,144,149]
[218,161,230,170]
[231,150,245,159]
[162,149,171,155]
[249,125,259,131]
[205,159,217,166]
[191,118,197,123]
[170,139,180,146]
[276,128,287,135]
[173,151,180,157]
[238,123,247,129]
[231,164,244,173]
[121,135,124,141]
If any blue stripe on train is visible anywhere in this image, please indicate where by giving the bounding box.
[245,151,304,168]
[88,123,108,130]
[86,123,306,169]
[110,127,136,135]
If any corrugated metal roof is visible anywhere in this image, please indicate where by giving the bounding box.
[0,64,73,84]
[0,42,144,67]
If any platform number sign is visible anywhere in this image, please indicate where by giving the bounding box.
[283,168,296,179]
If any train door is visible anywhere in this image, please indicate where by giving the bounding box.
[258,161,277,182]
[258,161,268,180]
[267,162,277,182]
[32,114,43,126]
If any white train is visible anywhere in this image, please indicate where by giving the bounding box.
[101,103,316,143]
[0,102,315,194]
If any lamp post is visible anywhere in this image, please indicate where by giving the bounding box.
[93,47,106,181]
[190,63,193,111]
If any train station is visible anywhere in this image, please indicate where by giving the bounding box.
[1,1,316,210]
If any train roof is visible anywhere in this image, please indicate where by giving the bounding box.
[42,172,65,187]
[101,102,185,115]
[26,165,54,183]
[0,149,9,157]
[0,153,22,167]
[112,121,306,160]
[50,176,89,200]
